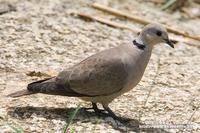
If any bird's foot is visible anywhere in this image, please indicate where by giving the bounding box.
[87,103,131,123]
[103,105,131,123]
[112,116,132,123]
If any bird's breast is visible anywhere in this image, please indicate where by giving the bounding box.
[122,48,152,93]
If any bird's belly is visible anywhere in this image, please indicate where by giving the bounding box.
[79,82,139,105]
[80,92,120,105]
[80,65,145,104]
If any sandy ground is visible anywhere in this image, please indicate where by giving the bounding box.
[0,0,200,132]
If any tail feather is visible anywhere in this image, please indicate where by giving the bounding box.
[7,89,35,98]
[8,77,89,98]
[27,77,54,92]
[27,77,72,96]
[26,77,88,97]
[7,77,54,98]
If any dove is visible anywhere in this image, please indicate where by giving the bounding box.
[8,23,174,122]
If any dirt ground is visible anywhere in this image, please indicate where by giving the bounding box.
[0,0,200,132]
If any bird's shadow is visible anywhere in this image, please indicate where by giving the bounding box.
[7,106,170,132]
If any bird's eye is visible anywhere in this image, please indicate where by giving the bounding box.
[156,31,162,36]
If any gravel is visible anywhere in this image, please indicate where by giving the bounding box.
[0,0,199,132]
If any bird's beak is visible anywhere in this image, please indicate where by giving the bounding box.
[164,39,174,48]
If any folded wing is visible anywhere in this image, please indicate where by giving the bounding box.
[56,57,128,97]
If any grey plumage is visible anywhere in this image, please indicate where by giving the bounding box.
[8,23,174,122]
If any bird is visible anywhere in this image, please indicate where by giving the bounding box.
[8,23,174,122]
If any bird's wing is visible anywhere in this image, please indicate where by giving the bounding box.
[56,56,128,97]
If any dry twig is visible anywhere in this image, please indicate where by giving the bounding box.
[77,12,200,47]
[77,12,140,32]
[91,3,200,42]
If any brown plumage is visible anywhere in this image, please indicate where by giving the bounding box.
[8,23,174,122]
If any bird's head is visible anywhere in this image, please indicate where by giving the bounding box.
[139,23,174,48]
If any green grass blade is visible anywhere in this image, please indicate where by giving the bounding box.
[63,104,81,133]
[8,125,24,133]
[160,0,176,10]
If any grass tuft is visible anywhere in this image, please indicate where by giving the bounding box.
[63,104,81,133]
[8,125,24,133]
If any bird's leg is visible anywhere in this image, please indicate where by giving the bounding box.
[84,103,105,113]
[92,103,100,112]
[92,103,105,114]
[102,105,118,119]
[103,105,131,123]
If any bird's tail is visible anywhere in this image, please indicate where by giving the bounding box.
[7,77,55,98]
[7,89,35,97]
[8,76,87,98]
[27,77,56,93]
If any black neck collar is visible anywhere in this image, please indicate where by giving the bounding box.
[132,40,145,50]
